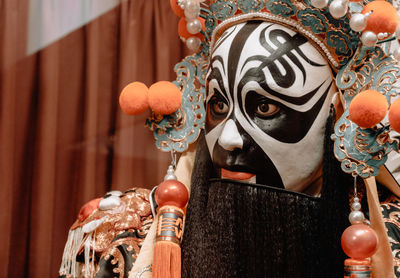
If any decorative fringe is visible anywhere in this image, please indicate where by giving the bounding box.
[152,206,184,278]
[83,230,96,278]
[152,241,181,278]
[59,218,105,277]
[59,227,85,277]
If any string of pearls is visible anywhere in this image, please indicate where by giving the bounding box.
[179,0,205,51]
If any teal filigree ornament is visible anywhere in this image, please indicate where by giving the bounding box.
[332,45,400,178]
[145,54,208,152]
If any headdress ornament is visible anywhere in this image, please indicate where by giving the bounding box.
[122,0,400,179]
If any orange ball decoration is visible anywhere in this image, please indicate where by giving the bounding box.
[341,223,379,260]
[148,81,182,115]
[119,82,149,115]
[348,90,388,129]
[389,98,400,133]
[362,1,399,39]
[155,179,189,209]
[170,0,185,17]
[178,17,205,40]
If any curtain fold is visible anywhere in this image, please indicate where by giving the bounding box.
[0,0,186,276]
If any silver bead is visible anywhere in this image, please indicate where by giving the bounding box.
[164,165,177,181]
[361,31,377,47]
[329,0,348,19]
[353,197,359,203]
[186,36,201,51]
[186,19,202,34]
[349,210,365,224]
[350,13,367,32]
[351,202,361,211]
[311,0,328,9]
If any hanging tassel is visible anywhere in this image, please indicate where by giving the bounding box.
[59,226,85,277]
[152,177,189,278]
[344,258,372,278]
[341,177,378,278]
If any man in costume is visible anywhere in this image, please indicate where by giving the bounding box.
[60,0,400,277]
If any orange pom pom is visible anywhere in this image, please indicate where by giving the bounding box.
[349,90,388,129]
[119,82,149,115]
[389,98,400,133]
[362,1,399,38]
[178,17,205,40]
[170,0,184,17]
[148,81,182,115]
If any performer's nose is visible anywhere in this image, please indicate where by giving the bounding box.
[218,119,243,151]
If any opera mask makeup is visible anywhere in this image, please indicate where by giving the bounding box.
[205,20,336,194]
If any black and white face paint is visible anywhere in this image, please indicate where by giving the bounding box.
[205,21,336,194]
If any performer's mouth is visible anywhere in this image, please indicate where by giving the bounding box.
[221,168,256,183]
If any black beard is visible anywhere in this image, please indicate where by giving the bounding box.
[181,107,351,278]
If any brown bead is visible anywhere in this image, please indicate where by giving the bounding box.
[155,180,189,209]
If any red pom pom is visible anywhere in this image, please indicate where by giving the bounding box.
[155,180,189,209]
[78,198,102,222]
[170,0,184,17]
[119,82,149,115]
[362,1,399,39]
[178,17,205,40]
[148,81,182,115]
[389,98,400,133]
[341,223,379,260]
[348,90,388,128]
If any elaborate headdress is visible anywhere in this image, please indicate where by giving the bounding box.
[119,0,400,276]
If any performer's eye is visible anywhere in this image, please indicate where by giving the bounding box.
[210,96,229,116]
[255,102,280,118]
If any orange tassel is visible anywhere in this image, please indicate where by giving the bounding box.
[152,206,184,278]
[152,241,181,278]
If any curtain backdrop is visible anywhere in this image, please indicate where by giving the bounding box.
[0,0,186,276]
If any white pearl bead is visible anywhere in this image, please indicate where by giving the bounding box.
[185,8,199,20]
[351,202,361,211]
[353,197,359,203]
[377,32,389,40]
[350,13,367,32]
[393,47,400,60]
[186,36,201,51]
[361,31,377,46]
[329,0,348,19]
[186,0,199,12]
[187,19,202,34]
[349,210,365,224]
[311,0,328,9]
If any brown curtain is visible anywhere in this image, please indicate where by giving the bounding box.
[0,0,187,276]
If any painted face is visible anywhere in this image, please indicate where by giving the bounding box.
[205,21,336,194]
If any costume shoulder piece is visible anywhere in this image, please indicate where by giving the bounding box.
[59,188,153,278]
